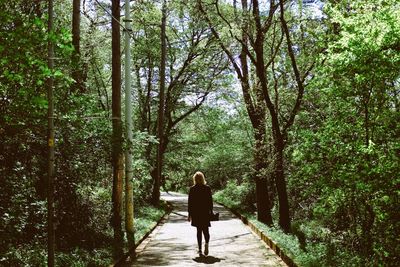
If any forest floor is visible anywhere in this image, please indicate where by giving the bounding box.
[123,192,286,267]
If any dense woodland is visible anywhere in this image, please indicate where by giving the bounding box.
[1,0,399,266]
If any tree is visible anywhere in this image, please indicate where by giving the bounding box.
[288,0,400,264]
[47,0,56,265]
[0,0,105,263]
[152,0,167,205]
[197,0,318,232]
[111,0,124,258]
[246,0,317,232]
[124,0,135,252]
[71,0,86,93]
[197,0,274,225]
[131,0,230,205]
[249,0,292,232]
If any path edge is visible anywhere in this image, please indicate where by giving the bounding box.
[216,201,299,267]
[112,200,173,267]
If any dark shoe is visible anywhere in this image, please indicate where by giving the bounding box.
[204,243,209,256]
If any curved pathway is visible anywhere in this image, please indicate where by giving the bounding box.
[126,192,286,267]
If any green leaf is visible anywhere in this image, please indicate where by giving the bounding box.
[32,96,48,109]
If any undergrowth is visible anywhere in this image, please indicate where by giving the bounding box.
[1,204,168,267]
[215,183,331,267]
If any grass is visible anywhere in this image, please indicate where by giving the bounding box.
[215,191,328,267]
[134,203,169,244]
[248,215,326,267]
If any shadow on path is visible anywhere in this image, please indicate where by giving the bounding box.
[192,255,223,264]
[128,192,287,266]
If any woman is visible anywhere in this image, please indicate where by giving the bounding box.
[188,171,213,256]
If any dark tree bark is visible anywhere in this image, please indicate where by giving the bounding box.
[72,0,80,54]
[253,122,273,225]
[255,29,290,230]
[47,0,55,265]
[111,0,124,258]
[240,0,273,225]
[253,28,291,232]
[71,0,86,93]
[244,0,291,232]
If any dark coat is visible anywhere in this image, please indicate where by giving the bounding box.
[188,184,213,227]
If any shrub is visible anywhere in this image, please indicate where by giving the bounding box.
[214,180,254,212]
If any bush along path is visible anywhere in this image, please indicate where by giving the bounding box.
[120,192,286,266]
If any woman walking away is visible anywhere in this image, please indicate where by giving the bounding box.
[188,171,213,256]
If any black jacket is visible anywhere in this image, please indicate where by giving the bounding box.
[188,184,213,227]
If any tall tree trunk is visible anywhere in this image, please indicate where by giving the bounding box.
[71,0,85,93]
[257,60,291,232]
[361,89,374,260]
[72,0,80,54]
[124,0,135,254]
[111,0,124,259]
[250,0,291,232]
[47,0,55,265]
[240,0,272,225]
[152,0,167,206]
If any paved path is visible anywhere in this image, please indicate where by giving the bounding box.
[125,192,286,267]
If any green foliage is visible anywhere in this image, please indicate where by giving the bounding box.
[134,205,166,242]
[130,131,159,204]
[214,180,255,213]
[1,0,399,266]
[250,218,312,266]
[164,104,253,191]
[286,1,400,265]
[0,0,112,263]
[56,248,112,267]
[2,244,48,267]
[1,203,167,266]
[0,0,75,256]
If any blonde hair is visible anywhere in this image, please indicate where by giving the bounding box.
[192,171,206,185]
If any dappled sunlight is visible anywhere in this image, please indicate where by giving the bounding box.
[3,0,397,265]
[129,193,286,266]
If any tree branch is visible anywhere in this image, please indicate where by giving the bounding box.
[279,0,305,135]
[197,0,243,80]
[172,92,209,129]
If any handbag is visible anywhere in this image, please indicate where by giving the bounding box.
[210,211,219,221]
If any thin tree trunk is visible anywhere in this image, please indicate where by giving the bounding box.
[144,60,153,133]
[274,137,290,232]
[72,0,80,54]
[152,0,167,206]
[111,0,124,259]
[361,89,374,260]
[47,0,55,265]
[72,0,85,93]
[124,0,135,254]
